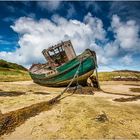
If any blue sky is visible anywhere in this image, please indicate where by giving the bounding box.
[0,1,140,71]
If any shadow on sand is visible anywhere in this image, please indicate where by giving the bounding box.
[101,90,140,102]
[101,90,135,97]
[32,92,50,95]
[0,91,26,97]
[113,95,140,102]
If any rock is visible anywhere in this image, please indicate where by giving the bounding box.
[95,111,109,122]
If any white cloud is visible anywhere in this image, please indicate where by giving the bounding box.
[37,1,61,11]
[0,13,106,68]
[104,41,119,57]
[120,55,133,65]
[0,13,139,70]
[111,15,140,51]
[84,13,106,40]
[90,42,109,65]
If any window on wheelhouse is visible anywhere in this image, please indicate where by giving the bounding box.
[42,40,76,69]
[47,46,68,67]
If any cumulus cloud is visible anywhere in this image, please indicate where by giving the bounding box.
[111,15,140,51]
[109,2,140,25]
[90,42,110,65]
[120,55,133,65]
[37,1,61,11]
[0,13,107,67]
[0,13,140,70]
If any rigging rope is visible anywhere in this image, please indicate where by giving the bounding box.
[48,58,82,104]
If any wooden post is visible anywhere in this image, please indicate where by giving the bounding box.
[95,67,100,89]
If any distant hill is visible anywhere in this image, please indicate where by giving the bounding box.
[99,70,140,81]
[0,59,31,82]
[113,70,140,74]
[0,59,27,71]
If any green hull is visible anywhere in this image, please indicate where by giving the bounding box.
[29,49,97,87]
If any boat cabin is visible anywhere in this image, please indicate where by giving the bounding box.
[42,40,76,68]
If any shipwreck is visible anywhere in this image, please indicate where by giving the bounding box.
[29,40,99,87]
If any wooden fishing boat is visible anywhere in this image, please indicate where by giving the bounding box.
[29,40,98,87]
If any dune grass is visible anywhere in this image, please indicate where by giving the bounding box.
[0,67,31,82]
[0,59,27,71]
[0,59,31,82]
[98,71,140,81]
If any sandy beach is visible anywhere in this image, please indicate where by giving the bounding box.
[0,80,140,139]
